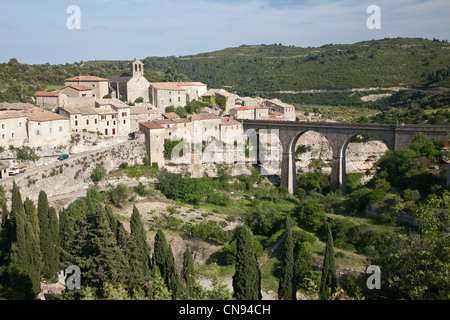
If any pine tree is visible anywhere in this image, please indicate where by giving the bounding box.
[182,247,195,296]
[130,205,151,274]
[278,216,296,300]
[319,223,337,300]
[232,226,262,300]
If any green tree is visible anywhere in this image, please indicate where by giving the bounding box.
[90,165,107,183]
[319,223,337,300]
[232,226,262,300]
[410,132,440,161]
[370,191,450,299]
[130,205,151,275]
[38,191,59,278]
[182,247,195,296]
[278,216,296,300]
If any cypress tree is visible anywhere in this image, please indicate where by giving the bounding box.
[130,205,151,273]
[319,223,337,300]
[23,197,42,295]
[37,191,51,276]
[6,182,40,299]
[278,216,296,300]
[153,229,170,281]
[182,247,195,296]
[232,226,262,300]
[47,207,59,277]
[166,243,184,300]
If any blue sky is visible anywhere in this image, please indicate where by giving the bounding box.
[0,0,449,64]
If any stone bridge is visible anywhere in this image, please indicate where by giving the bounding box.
[242,120,450,194]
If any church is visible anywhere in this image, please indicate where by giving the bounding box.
[107,59,150,103]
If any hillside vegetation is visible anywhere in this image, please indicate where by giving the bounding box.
[1,37,449,105]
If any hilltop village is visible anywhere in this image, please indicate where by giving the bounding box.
[0,59,325,173]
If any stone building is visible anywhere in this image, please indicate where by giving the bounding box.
[107,59,150,103]
[129,106,163,132]
[149,82,187,110]
[22,108,71,148]
[176,82,208,102]
[230,106,254,120]
[0,110,29,148]
[34,90,68,110]
[0,108,70,149]
[263,99,296,121]
[59,98,130,137]
[202,89,236,113]
[64,75,109,99]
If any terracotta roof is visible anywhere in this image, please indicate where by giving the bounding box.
[34,90,62,97]
[62,84,91,91]
[233,106,249,111]
[270,111,284,116]
[96,98,129,109]
[150,82,186,91]
[140,121,164,130]
[175,82,206,87]
[23,108,69,122]
[221,117,242,126]
[265,98,295,109]
[154,119,176,125]
[0,110,27,120]
[63,105,116,115]
[65,75,108,82]
[129,106,158,115]
[162,112,180,120]
[187,113,220,121]
[172,118,191,124]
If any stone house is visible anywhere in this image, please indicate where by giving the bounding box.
[263,99,296,121]
[202,89,236,113]
[23,108,71,148]
[107,59,150,103]
[149,82,187,110]
[0,108,70,149]
[34,90,68,110]
[0,110,29,148]
[129,106,163,132]
[236,96,264,107]
[230,106,254,120]
[59,98,130,137]
[176,82,208,102]
[64,75,109,99]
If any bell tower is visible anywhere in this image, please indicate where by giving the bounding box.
[131,59,144,76]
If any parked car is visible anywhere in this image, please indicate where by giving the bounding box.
[8,166,25,176]
[57,154,69,160]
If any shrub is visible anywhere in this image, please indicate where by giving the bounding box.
[90,165,107,183]
[207,192,231,206]
[107,184,130,207]
[298,202,327,231]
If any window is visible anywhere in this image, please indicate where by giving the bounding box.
[122,112,127,117]
[169,98,172,103]
[107,121,109,126]
[86,119,89,125]
[49,128,52,134]
[101,115,106,120]
[1,124,4,130]
[11,133,14,138]
[113,121,116,125]
[59,126,63,132]
[75,115,78,119]
[123,120,126,124]
[75,120,78,126]
[112,115,116,119]
[36,130,41,136]
[178,97,181,102]
[19,122,22,128]
[1,134,4,139]
[112,128,116,135]
[95,119,98,124]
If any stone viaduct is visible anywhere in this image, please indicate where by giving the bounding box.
[242,120,450,194]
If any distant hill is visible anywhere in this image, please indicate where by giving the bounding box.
[0,37,449,103]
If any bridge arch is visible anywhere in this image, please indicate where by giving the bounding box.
[338,133,390,193]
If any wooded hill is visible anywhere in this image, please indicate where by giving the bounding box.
[1,37,449,104]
